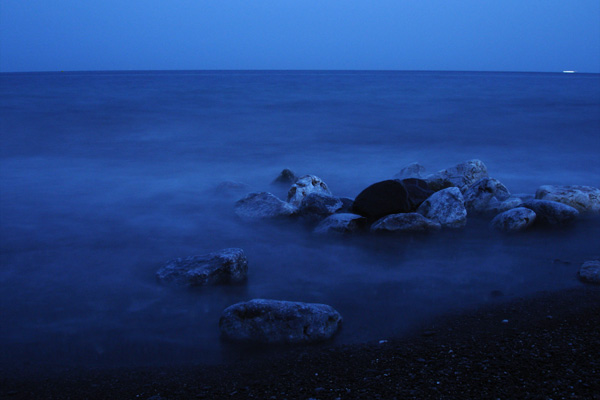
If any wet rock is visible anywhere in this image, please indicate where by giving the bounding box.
[490,207,536,232]
[416,187,467,228]
[298,193,343,223]
[272,168,298,185]
[486,196,524,215]
[370,213,441,233]
[535,185,600,213]
[394,162,426,179]
[219,299,343,344]
[521,199,579,225]
[287,175,332,207]
[578,261,600,284]
[464,178,511,214]
[398,178,435,210]
[314,213,366,234]
[425,159,489,193]
[337,197,354,213]
[157,248,248,286]
[352,180,411,220]
[235,192,297,220]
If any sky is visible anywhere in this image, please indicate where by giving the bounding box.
[1,0,599,73]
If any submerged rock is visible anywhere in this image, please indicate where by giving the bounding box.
[219,299,343,344]
[490,207,536,232]
[578,261,600,284]
[314,213,366,234]
[417,187,467,228]
[521,199,579,225]
[235,192,297,220]
[156,248,248,286]
[464,177,511,214]
[426,159,489,193]
[272,168,298,185]
[298,193,343,223]
[394,162,426,179]
[287,175,331,207]
[535,185,600,213]
[370,213,441,233]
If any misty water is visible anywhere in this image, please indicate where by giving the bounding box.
[1,71,599,371]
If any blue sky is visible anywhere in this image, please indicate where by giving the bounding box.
[1,0,599,72]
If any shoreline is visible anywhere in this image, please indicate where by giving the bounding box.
[3,285,599,399]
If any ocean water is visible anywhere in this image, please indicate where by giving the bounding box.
[1,71,599,371]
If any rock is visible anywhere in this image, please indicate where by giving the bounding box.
[287,175,332,207]
[425,159,489,193]
[314,213,366,234]
[416,187,467,228]
[394,162,426,179]
[397,178,435,210]
[156,248,248,286]
[298,193,343,223]
[370,213,441,233]
[272,168,298,185]
[219,299,343,344]
[214,181,251,197]
[535,185,600,213]
[490,207,537,232]
[521,199,579,225]
[486,196,524,215]
[464,178,511,214]
[337,197,354,213]
[578,261,600,284]
[235,192,297,220]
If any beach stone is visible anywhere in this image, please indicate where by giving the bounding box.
[535,185,600,213]
[272,168,298,185]
[398,178,435,210]
[521,199,579,225]
[370,213,441,233]
[578,261,600,284]
[287,175,331,207]
[490,207,536,232]
[219,299,343,344]
[352,180,411,220]
[464,178,511,214]
[314,213,366,234]
[416,187,467,228]
[486,196,524,215]
[425,159,489,193]
[337,197,354,213]
[298,193,343,223]
[156,248,248,286]
[394,162,426,179]
[235,192,297,220]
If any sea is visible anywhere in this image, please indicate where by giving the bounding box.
[1,70,599,372]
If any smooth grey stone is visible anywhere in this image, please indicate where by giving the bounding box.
[394,162,426,179]
[314,213,366,234]
[417,187,467,228]
[521,199,579,225]
[490,207,536,232]
[535,185,600,213]
[235,192,297,220]
[298,193,343,223]
[370,213,441,233]
[464,177,511,214]
[287,175,332,207]
[578,261,600,284]
[425,159,489,193]
[486,197,524,215]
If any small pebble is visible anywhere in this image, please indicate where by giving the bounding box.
[502,319,509,323]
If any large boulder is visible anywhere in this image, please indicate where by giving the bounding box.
[398,178,435,209]
[426,159,489,193]
[314,213,366,234]
[287,175,331,207]
[272,168,298,185]
[219,299,343,344]
[156,248,248,287]
[521,199,579,225]
[535,185,600,213]
[578,261,600,284]
[352,180,411,220]
[416,187,467,228]
[298,193,343,223]
[370,213,441,233]
[235,192,297,220]
[490,207,537,232]
[464,177,511,214]
[394,162,426,179]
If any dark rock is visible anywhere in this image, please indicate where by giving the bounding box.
[370,213,441,233]
[416,187,467,228]
[235,192,297,220]
[397,178,435,210]
[490,207,536,232]
[578,261,600,284]
[521,199,579,225]
[287,175,332,206]
[337,197,354,213]
[352,180,412,220]
[156,248,248,287]
[219,299,342,344]
[272,168,298,185]
[298,193,343,223]
[314,213,366,234]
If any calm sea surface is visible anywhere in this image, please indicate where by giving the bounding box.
[1,71,599,370]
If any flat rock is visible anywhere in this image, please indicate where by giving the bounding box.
[370,213,441,233]
[156,248,248,286]
[490,207,537,232]
[535,185,600,213]
[426,159,489,193]
[298,193,343,223]
[417,187,467,228]
[578,261,600,284]
[272,168,298,185]
[521,199,579,225]
[219,299,343,344]
[314,213,366,234]
[394,162,426,179]
[287,175,331,207]
[464,177,511,214]
[235,192,298,220]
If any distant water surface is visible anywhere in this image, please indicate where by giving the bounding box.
[1,71,599,370]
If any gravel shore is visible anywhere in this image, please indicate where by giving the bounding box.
[2,286,599,400]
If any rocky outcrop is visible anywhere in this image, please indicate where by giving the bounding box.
[490,207,536,232]
[416,187,467,228]
[287,175,332,207]
[370,213,441,233]
[219,299,343,344]
[298,193,343,223]
[156,248,248,286]
[394,162,426,179]
[578,261,600,284]
[314,213,366,234]
[535,185,600,213]
[235,192,298,220]
[272,168,298,185]
[521,199,579,225]
[426,159,489,193]
[463,178,511,214]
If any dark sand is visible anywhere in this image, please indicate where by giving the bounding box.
[2,286,599,400]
